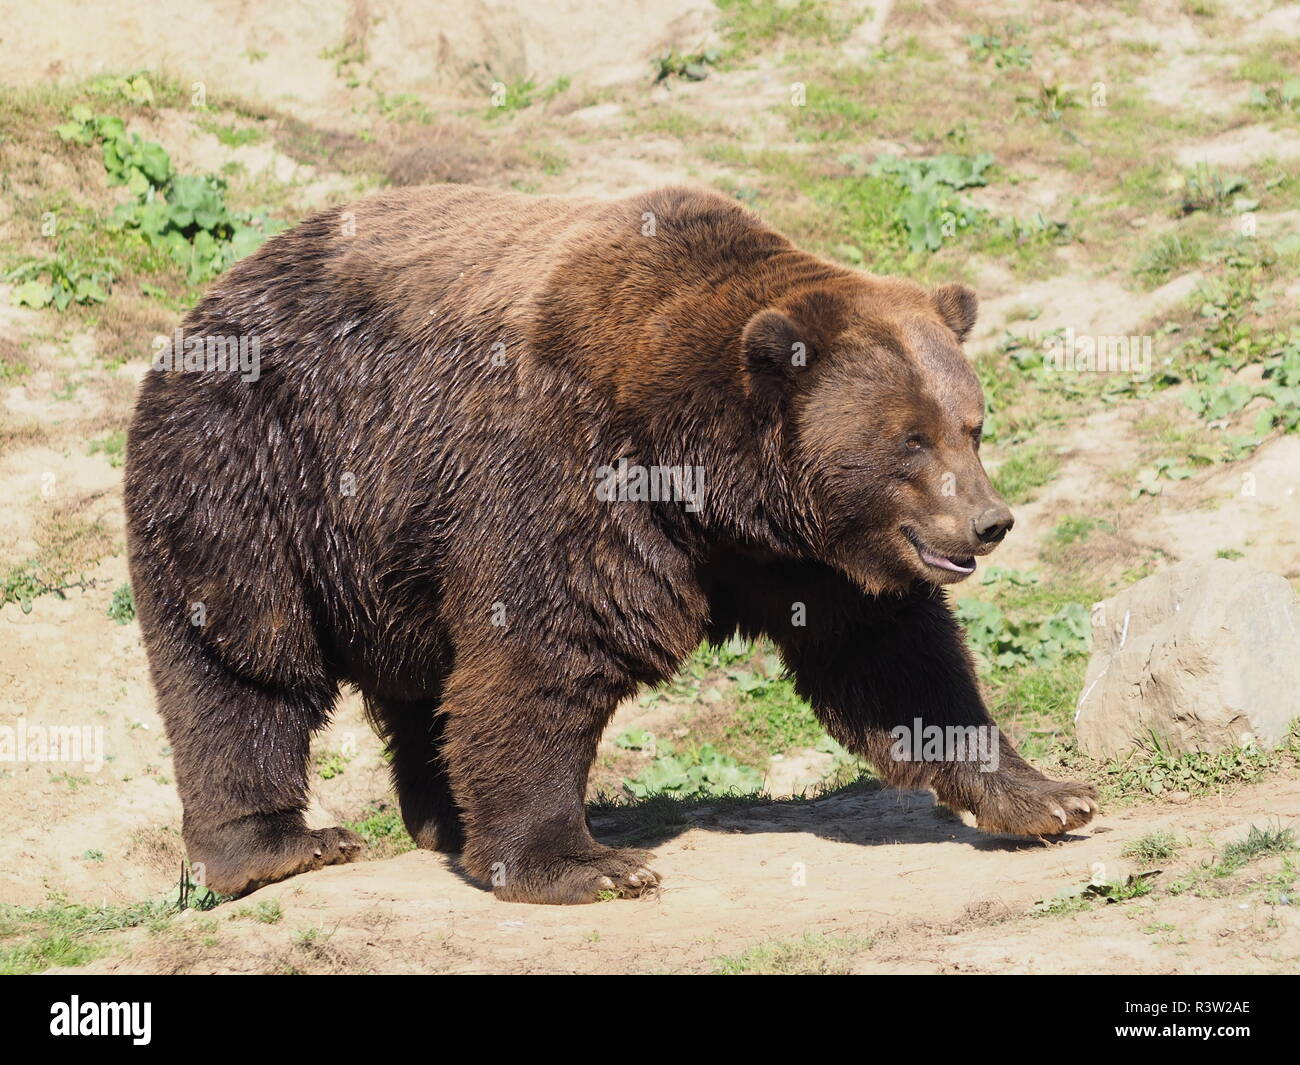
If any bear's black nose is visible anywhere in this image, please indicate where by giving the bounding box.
[973,505,1014,544]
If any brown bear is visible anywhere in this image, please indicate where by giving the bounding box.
[124,184,1097,904]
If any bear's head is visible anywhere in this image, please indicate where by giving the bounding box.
[742,279,1013,592]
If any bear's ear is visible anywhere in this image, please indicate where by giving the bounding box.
[932,283,978,343]
[740,308,814,406]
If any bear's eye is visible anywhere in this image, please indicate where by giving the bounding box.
[971,425,983,449]
[905,434,928,452]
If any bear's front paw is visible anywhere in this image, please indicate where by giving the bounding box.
[973,775,1098,837]
[489,845,660,905]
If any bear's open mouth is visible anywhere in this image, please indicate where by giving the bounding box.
[902,527,976,576]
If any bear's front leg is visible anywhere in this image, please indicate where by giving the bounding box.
[438,656,659,904]
[774,579,1097,837]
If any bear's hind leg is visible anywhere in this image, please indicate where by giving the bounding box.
[369,697,465,853]
[145,624,364,896]
[439,664,658,904]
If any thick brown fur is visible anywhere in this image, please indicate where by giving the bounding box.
[124,184,1096,904]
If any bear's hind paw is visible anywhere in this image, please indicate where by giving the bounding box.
[490,846,660,905]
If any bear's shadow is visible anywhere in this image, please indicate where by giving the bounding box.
[582,778,1086,854]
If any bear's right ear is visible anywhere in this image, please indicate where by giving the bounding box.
[741,308,814,407]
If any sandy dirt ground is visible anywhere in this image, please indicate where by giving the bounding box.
[2,0,1299,974]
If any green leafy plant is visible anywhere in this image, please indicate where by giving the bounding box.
[1248,80,1300,113]
[1016,80,1081,130]
[869,152,993,253]
[967,27,1032,69]
[1174,267,1300,436]
[623,742,764,799]
[7,254,117,310]
[1131,456,1195,497]
[1103,732,1274,796]
[652,48,720,84]
[1176,164,1251,216]
[235,900,283,924]
[1034,870,1159,914]
[2,561,93,614]
[106,583,135,625]
[956,598,1090,672]
[55,107,278,284]
[86,73,158,108]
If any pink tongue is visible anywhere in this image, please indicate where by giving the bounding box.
[921,548,975,574]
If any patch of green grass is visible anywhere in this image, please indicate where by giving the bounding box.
[972,211,1072,278]
[486,76,570,115]
[1173,262,1300,437]
[235,899,283,924]
[314,750,351,780]
[345,804,415,858]
[0,349,30,382]
[798,152,994,274]
[958,571,1103,750]
[1122,831,1182,866]
[1215,824,1296,874]
[1237,42,1298,87]
[1134,232,1205,286]
[629,106,713,139]
[713,931,870,974]
[715,0,862,58]
[1050,515,1114,545]
[790,84,879,142]
[373,91,433,124]
[990,444,1059,504]
[724,654,823,754]
[88,429,126,467]
[197,118,266,148]
[0,894,176,974]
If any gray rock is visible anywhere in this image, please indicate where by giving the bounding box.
[1075,559,1300,758]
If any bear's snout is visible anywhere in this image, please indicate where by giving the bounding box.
[972,504,1014,545]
